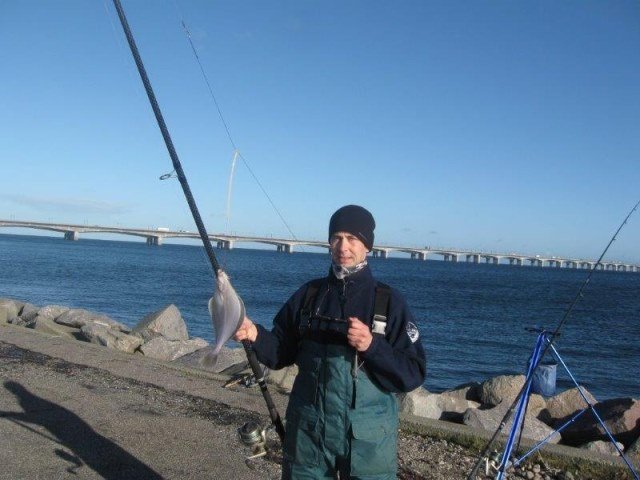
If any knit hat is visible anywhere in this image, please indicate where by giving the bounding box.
[328,205,375,251]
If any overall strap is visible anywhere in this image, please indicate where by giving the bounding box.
[298,279,324,337]
[372,283,391,335]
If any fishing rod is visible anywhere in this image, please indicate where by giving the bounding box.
[467,199,640,479]
[111,0,285,443]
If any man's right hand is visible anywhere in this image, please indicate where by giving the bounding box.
[234,317,258,342]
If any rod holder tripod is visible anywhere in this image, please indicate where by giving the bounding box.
[491,329,639,480]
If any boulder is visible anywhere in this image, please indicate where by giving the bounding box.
[399,388,443,420]
[132,304,188,341]
[56,309,129,332]
[19,303,40,322]
[0,298,23,319]
[627,436,640,461]
[267,365,298,393]
[539,387,597,426]
[561,398,640,447]
[80,323,143,354]
[92,315,131,333]
[444,381,482,402]
[31,316,79,338]
[174,345,244,373]
[437,390,481,421]
[579,440,624,456]
[37,305,70,320]
[140,336,208,361]
[480,375,526,406]
[480,375,546,413]
[462,403,560,444]
[23,315,46,329]
[7,316,27,326]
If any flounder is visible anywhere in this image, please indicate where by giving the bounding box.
[203,270,245,367]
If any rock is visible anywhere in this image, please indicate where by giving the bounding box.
[7,316,26,326]
[479,375,546,413]
[19,303,40,322]
[267,365,298,393]
[399,388,443,420]
[437,389,481,416]
[561,398,640,447]
[0,307,7,324]
[462,403,560,444]
[56,309,129,332]
[80,323,143,354]
[173,346,249,374]
[37,305,70,320]
[480,374,525,406]
[579,440,624,456]
[627,436,640,461]
[443,381,482,402]
[0,298,23,319]
[140,336,208,361]
[132,304,188,341]
[539,387,597,426]
[31,316,79,338]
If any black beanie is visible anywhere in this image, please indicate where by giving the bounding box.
[328,205,375,251]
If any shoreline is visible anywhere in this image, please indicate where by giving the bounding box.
[1,319,637,479]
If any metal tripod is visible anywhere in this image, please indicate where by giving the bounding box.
[490,329,639,480]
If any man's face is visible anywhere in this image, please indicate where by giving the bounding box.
[330,231,369,268]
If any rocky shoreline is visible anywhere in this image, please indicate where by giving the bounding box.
[1,297,638,479]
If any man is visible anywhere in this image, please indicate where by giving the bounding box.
[234,205,426,479]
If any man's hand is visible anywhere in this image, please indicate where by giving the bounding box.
[347,317,373,352]
[233,317,258,342]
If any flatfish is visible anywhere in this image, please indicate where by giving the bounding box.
[203,270,245,367]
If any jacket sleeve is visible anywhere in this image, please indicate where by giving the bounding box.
[360,288,426,393]
[249,284,306,370]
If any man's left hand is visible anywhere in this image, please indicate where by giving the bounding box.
[347,317,373,352]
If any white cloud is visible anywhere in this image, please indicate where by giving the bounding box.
[1,194,131,215]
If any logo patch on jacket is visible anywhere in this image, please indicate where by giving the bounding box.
[406,322,419,343]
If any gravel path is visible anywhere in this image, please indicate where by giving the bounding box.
[0,336,630,479]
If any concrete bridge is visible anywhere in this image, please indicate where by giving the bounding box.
[1,219,638,272]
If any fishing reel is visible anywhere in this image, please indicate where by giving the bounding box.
[238,421,268,460]
[484,450,515,477]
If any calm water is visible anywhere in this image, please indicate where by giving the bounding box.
[0,233,638,400]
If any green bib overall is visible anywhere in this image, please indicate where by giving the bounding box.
[282,338,398,479]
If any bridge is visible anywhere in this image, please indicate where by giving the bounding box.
[1,219,638,272]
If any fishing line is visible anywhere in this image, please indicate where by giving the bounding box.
[467,198,640,479]
[176,13,302,246]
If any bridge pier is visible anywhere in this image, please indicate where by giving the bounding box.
[466,254,479,263]
[216,240,233,250]
[146,236,162,246]
[276,244,293,253]
[64,231,79,241]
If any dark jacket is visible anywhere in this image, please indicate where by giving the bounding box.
[252,265,426,393]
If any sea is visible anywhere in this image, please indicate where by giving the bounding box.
[0,233,638,401]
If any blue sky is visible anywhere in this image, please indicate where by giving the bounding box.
[1,1,639,262]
